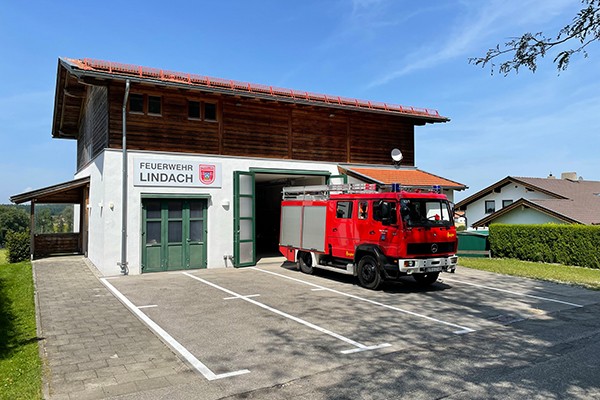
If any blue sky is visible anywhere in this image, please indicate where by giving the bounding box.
[1,0,598,203]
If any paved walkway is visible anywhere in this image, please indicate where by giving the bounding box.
[33,256,193,399]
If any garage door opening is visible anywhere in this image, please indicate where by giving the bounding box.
[255,173,326,259]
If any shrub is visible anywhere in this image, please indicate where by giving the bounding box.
[489,224,600,269]
[5,230,30,263]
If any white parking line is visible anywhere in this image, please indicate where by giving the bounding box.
[249,267,475,335]
[441,277,584,308]
[100,278,251,381]
[137,304,158,309]
[182,272,391,354]
[224,294,261,300]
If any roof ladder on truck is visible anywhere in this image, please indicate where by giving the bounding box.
[282,183,441,200]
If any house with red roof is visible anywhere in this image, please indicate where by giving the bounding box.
[455,172,600,229]
[10,57,465,275]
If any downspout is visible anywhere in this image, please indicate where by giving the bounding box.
[119,79,130,275]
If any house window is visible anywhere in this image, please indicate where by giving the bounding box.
[148,96,162,115]
[204,102,217,121]
[502,200,513,208]
[187,101,218,121]
[485,200,495,214]
[129,94,144,113]
[336,201,353,219]
[188,101,201,119]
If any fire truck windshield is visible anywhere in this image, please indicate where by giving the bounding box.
[400,198,453,228]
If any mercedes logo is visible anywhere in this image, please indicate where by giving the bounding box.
[431,243,438,253]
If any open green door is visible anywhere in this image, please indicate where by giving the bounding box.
[233,171,256,267]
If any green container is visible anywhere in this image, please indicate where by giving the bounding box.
[457,230,490,258]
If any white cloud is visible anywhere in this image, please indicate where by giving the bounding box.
[367,0,577,87]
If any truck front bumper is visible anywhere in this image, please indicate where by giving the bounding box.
[393,256,458,274]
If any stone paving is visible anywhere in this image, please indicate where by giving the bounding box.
[33,256,193,399]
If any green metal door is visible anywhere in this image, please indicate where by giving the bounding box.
[142,198,207,272]
[233,171,256,267]
[142,200,163,273]
[186,200,206,269]
[166,200,185,270]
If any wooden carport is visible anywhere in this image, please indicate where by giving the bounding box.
[10,177,90,259]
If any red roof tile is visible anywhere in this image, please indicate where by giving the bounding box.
[61,58,448,122]
[343,167,466,189]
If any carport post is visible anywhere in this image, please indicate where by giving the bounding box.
[29,199,35,260]
[118,79,130,275]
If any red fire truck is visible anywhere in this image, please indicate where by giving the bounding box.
[279,183,458,289]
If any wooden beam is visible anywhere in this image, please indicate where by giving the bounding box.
[30,200,35,260]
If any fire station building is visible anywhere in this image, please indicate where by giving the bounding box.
[11,58,465,276]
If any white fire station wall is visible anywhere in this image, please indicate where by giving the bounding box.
[76,149,342,276]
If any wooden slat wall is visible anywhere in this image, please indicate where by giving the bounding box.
[102,83,418,166]
[292,109,348,162]
[33,233,81,258]
[349,115,414,165]
[108,84,220,154]
[222,99,290,158]
[78,86,109,169]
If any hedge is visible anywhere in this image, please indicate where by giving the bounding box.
[5,230,30,263]
[489,224,600,269]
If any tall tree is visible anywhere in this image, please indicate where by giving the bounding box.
[0,206,29,246]
[35,208,53,234]
[470,0,600,75]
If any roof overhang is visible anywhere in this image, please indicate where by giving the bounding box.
[472,198,581,228]
[455,176,567,210]
[54,57,450,130]
[339,165,467,190]
[10,177,90,204]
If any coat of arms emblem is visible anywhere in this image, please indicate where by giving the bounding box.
[199,164,216,185]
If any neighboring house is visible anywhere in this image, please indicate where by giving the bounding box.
[455,173,600,228]
[11,57,460,276]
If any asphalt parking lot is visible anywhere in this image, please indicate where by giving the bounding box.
[100,258,600,399]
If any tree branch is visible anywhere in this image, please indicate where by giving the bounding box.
[470,0,600,75]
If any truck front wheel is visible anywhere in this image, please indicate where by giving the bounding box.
[413,272,440,286]
[298,252,314,274]
[357,255,382,290]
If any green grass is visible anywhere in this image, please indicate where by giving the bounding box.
[459,257,600,290]
[0,249,6,265]
[0,256,42,400]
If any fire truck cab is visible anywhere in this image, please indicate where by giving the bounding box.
[279,184,458,289]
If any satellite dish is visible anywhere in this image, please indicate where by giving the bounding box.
[391,148,403,162]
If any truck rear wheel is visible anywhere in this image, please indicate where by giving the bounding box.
[357,255,382,290]
[298,252,314,274]
[413,272,440,286]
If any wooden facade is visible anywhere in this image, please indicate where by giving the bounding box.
[53,59,443,171]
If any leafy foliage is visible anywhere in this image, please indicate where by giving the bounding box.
[470,0,600,74]
[0,204,75,245]
[489,224,600,268]
[5,231,30,264]
[0,206,29,247]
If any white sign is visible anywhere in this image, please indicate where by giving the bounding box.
[133,158,222,188]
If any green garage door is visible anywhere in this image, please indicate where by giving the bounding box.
[142,198,207,273]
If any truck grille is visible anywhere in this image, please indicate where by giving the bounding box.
[406,242,455,256]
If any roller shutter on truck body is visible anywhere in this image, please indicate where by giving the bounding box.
[280,202,326,252]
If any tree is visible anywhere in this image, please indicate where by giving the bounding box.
[0,206,29,247]
[470,0,600,75]
[35,208,53,234]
